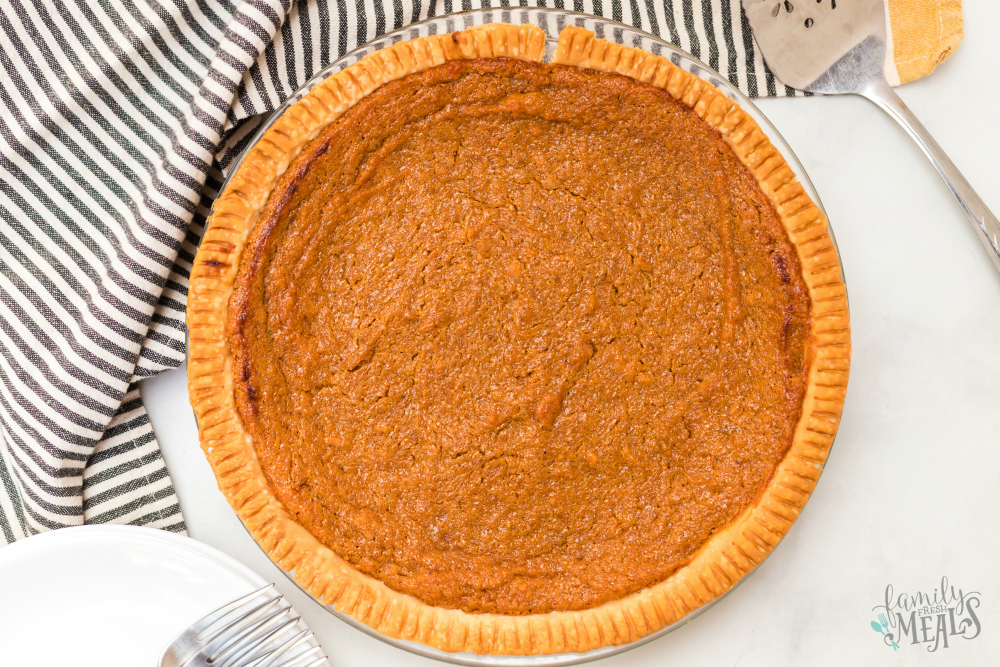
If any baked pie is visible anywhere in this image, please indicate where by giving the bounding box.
[188,23,849,655]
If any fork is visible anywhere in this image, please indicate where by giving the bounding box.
[157,585,327,667]
[742,0,1000,276]
[878,612,900,650]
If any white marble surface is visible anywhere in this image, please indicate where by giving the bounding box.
[143,5,1000,665]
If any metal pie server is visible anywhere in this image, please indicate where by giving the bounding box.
[742,0,1000,275]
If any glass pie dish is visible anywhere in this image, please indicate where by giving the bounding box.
[205,7,846,666]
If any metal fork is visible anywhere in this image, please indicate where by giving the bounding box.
[742,0,1000,275]
[157,585,328,667]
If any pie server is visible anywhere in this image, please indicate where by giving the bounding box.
[742,0,1000,275]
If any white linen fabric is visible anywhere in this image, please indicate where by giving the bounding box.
[0,0,805,545]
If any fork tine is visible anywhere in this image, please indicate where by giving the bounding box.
[272,647,324,667]
[210,607,294,665]
[264,652,326,667]
[216,616,300,667]
[204,596,283,646]
[208,605,290,662]
[283,658,326,667]
[191,584,274,636]
[243,630,314,667]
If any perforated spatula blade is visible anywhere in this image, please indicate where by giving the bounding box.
[742,0,1000,275]
[741,0,886,94]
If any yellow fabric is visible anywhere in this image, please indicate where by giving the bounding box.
[888,0,964,85]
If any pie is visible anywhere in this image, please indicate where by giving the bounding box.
[188,23,849,655]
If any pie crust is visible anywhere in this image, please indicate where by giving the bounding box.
[187,24,850,655]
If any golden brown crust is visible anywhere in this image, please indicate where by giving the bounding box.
[187,24,849,655]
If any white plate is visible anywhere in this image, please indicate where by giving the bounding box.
[0,525,325,667]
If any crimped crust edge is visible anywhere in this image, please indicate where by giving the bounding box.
[187,23,850,656]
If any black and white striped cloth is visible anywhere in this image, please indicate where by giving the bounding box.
[0,0,814,545]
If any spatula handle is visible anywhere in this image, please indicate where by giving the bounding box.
[860,77,1000,276]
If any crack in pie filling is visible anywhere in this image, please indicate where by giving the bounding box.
[190,24,849,654]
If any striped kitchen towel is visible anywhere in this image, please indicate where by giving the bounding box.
[0,0,963,545]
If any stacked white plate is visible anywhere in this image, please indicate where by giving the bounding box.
[0,525,325,667]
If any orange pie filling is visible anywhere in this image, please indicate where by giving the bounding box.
[229,58,812,615]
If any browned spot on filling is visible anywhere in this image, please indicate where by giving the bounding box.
[230,58,812,615]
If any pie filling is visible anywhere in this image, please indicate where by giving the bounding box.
[230,58,812,615]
